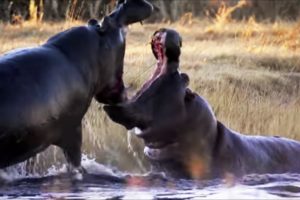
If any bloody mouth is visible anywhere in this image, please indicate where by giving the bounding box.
[131,30,182,159]
[133,31,167,99]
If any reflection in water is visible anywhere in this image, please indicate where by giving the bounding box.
[0,156,300,199]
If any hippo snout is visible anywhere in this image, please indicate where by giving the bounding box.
[103,104,137,130]
[117,0,154,25]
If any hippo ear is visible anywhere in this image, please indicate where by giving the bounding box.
[184,88,196,102]
[94,16,116,34]
[88,18,104,33]
[88,19,99,26]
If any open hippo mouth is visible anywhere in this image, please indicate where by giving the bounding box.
[104,28,187,160]
[133,29,187,160]
[133,29,167,99]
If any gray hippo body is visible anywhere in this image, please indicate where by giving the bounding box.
[104,28,300,179]
[0,0,153,172]
[212,121,300,177]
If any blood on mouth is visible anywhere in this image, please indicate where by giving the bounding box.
[133,31,167,99]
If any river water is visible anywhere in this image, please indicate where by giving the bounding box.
[1,155,300,200]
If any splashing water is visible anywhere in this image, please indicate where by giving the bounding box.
[0,154,300,199]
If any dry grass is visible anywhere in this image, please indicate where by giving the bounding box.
[0,15,299,174]
[125,19,300,135]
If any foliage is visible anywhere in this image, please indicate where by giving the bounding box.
[0,0,300,24]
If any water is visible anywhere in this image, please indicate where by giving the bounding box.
[1,156,300,199]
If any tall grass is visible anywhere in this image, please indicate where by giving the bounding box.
[0,14,299,174]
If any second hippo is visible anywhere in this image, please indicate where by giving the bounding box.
[104,28,300,179]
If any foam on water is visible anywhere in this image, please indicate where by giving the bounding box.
[0,161,38,182]
[0,154,122,183]
[206,184,282,199]
[81,154,122,177]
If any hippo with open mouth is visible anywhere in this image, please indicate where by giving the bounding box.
[0,0,153,175]
[104,28,300,179]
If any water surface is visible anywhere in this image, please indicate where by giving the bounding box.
[1,158,300,199]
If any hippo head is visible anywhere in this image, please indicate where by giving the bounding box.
[90,0,153,105]
[104,29,219,178]
[104,28,186,131]
[103,29,189,155]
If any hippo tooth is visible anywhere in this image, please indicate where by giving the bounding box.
[132,127,142,135]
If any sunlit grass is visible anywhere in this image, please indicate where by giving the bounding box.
[0,16,299,174]
[126,20,300,136]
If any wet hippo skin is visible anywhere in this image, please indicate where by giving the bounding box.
[104,28,300,179]
[0,0,153,173]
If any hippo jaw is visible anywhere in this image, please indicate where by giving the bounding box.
[87,18,127,105]
[93,0,154,105]
[104,28,186,160]
[134,92,190,162]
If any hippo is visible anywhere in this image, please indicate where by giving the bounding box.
[0,0,153,174]
[104,28,300,179]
